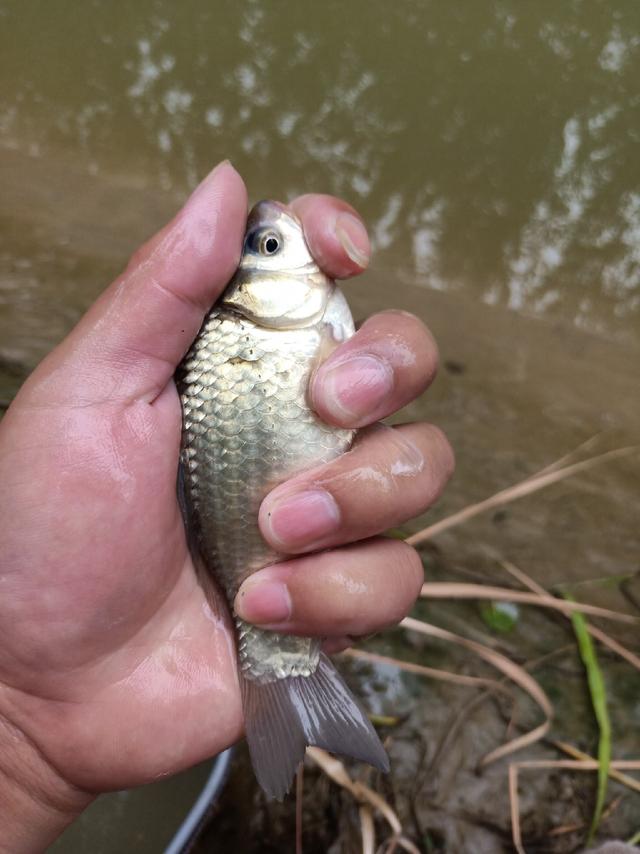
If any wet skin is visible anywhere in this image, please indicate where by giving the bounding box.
[0,163,453,851]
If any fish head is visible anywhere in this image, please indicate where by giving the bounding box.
[221,200,334,329]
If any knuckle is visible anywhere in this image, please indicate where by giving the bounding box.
[378,309,437,348]
[315,566,364,633]
[328,598,361,635]
[394,543,425,607]
[125,240,152,273]
[373,541,424,628]
[429,424,456,481]
[377,308,423,328]
[413,423,455,483]
[366,311,439,385]
[379,308,422,323]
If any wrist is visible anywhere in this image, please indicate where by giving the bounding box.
[0,711,93,853]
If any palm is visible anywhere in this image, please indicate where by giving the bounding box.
[0,379,241,791]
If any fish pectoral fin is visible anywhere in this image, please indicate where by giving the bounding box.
[241,653,389,801]
[177,456,229,622]
[176,456,194,538]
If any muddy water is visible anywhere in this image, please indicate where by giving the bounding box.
[1,1,639,850]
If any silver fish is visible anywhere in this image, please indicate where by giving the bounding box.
[176,200,388,799]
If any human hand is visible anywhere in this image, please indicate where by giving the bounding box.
[0,162,453,850]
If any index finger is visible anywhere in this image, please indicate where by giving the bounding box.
[289,194,371,279]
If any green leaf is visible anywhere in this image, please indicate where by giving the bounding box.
[565,593,611,846]
[626,829,640,846]
[385,527,408,540]
[479,600,519,633]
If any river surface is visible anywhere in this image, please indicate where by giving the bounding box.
[1,2,638,851]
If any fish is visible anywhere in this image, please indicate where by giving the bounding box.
[176,200,389,799]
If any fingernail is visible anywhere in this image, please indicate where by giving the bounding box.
[235,577,292,625]
[316,354,394,424]
[263,489,340,550]
[334,212,370,269]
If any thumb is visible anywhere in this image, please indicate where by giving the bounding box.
[23,161,247,406]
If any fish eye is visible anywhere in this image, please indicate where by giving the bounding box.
[245,228,282,256]
[261,232,281,255]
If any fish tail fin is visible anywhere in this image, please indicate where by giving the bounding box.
[240,652,389,800]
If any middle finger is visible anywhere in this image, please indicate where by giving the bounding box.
[309,309,438,429]
[259,421,454,555]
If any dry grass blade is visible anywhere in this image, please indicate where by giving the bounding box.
[344,647,518,779]
[429,690,496,777]
[501,560,640,669]
[306,752,422,854]
[545,793,625,838]
[359,804,375,854]
[509,765,525,854]
[531,433,605,478]
[500,559,552,598]
[419,582,638,624]
[307,747,370,800]
[295,763,304,854]
[401,838,423,854]
[483,722,552,767]
[406,446,638,546]
[504,561,639,831]
[306,747,402,834]
[546,821,585,837]
[379,835,422,854]
[553,741,640,794]
[586,625,640,670]
[343,647,515,699]
[513,758,640,770]
[401,617,553,765]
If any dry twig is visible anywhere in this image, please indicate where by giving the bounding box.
[500,560,640,670]
[401,617,553,765]
[343,647,514,699]
[295,763,304,854]
[407,446,638,547]
[306,748,420,854]
[419,582,638,625]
